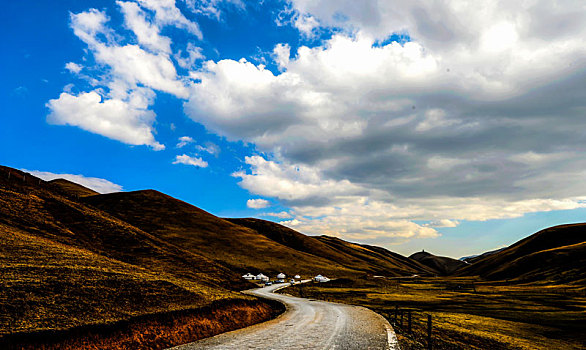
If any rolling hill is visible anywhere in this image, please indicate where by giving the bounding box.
[0,165,435,348]
[409,250,468,275]
[0,166,271,348]
[227,218,436,276]
[48,178,99,198]
[457,224,586,283]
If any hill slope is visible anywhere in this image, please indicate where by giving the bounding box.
[0,166,257,344]
[84,191,413,278]
[457,224,586,282]
[409,251,467,275]
[48,178,99,197]
[227,218,435,276]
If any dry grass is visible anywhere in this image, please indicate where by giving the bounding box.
[0,167,274,349]
[283,277,586,349]
[1,298,284,350]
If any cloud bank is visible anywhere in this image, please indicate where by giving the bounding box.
[49,0,586,246]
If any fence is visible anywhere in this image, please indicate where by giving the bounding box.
[388,305,433,350]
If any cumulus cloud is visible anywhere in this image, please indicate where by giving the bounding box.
[185,1,586,245]
[176,136,194,148]
[247,198,270,209]
[173,154,208,167]
[49,0,586,247]
[65,62,83,74]
[263,211,293,219]
[47,89,164,150]
[48,1,200,149]
[24,169,122,193]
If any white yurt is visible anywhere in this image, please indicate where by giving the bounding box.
[313,274,330,282]
[242,273,255,280]
[276,273,286,279]
[294,275,301,279]
[256,273,269,282]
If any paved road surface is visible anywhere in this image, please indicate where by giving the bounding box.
[171,282,400,350]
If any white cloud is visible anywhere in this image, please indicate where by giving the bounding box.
[173,154,208,167]
[136,0,202,39]
[23,169,122,194]
[247,198,270,209]
[175,42,204,69]
[49,3,201,149]
[295,14,319,37]
[424,219,459,228]
[65,62,83,74]
[182,1,586,246]
[263,211,293,219]
[118,1,172,54]
[182,0,245,20]
[195,142,220,156]
[47,89,164,150]
[176,136,194,148]
[50,0,586,247]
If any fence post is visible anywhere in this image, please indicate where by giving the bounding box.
[400,310,404,328]
[408,310,412,333]
[427,314,432,350]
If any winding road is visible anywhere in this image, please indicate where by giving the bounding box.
[171,282,400,350]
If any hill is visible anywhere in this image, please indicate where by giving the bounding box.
[459,247,505,263]
[0,166,274,348]
[227,218,435,276]
[47,178,99,198]
[84,192,432,278]
[457,224,586,282]
[409,251,467,275]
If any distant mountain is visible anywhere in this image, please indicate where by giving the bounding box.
[459,248,505,263]
[457,224,586,283]
[409,251,468,275]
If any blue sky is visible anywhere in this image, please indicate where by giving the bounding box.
[2,0,586,258]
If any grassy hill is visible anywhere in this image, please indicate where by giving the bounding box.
[47,178,99,198]
[0,165,437,348]
[409,251,467,275]
[227,218,435,276]
[0,166,273,348]
[82,191,358,277]
[457,224,586,283]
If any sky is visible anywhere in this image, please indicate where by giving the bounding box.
[2,0,586,258]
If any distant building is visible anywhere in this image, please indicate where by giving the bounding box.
[242,273,255,280]
[277,273,286,279]
[294,275,301,279]
[313,274,330,283]
[256,273,269,282]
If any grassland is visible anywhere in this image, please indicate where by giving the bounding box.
[0,166,280,349]
[282,277,586,349]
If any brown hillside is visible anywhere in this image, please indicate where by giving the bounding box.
[314,235,437,276]
[82,191,358,277]
[409,251,467,275]
[457,223,586,282]
[48,178,99,197]
[228,218,435,276]
[0,166,257,345]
